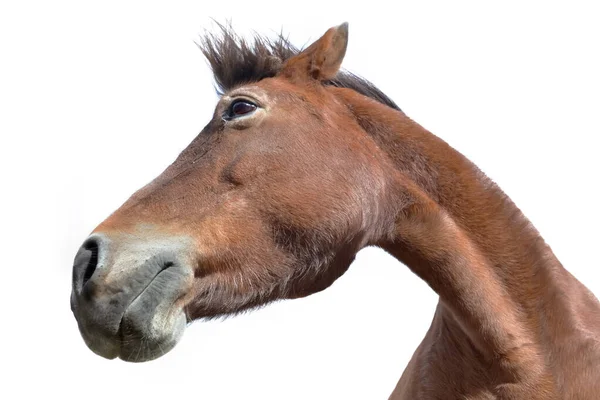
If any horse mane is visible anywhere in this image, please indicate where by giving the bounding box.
[199,24,401,111]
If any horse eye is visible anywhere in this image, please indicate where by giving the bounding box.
[227,100,257,119]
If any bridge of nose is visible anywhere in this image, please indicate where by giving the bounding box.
[95,234,193,287]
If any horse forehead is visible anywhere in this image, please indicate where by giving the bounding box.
[226,84,270,102]
[244,78,324,103]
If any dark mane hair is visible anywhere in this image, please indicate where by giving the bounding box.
[199,25,401,111]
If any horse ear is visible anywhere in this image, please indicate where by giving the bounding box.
[279,22,349,82]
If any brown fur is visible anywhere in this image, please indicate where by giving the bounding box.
[84,24,600,398]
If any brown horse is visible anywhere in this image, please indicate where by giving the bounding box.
[70,23,600,399]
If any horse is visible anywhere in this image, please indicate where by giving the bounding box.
[70,23,600,399]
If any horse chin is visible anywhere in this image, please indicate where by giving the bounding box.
[117,307,187,362]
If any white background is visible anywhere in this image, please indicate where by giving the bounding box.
[1,1,599,399]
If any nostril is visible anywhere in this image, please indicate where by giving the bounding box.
[82,240,99,287]
[73,237,102,294]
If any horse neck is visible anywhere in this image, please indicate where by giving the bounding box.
[333,87,572,381]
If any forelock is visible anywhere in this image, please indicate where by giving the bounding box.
[198,23,400,111]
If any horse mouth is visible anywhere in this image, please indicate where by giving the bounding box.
[115,272,188,362]
[71,246,192,363]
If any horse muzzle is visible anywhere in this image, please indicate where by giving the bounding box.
[70,233,194,362]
